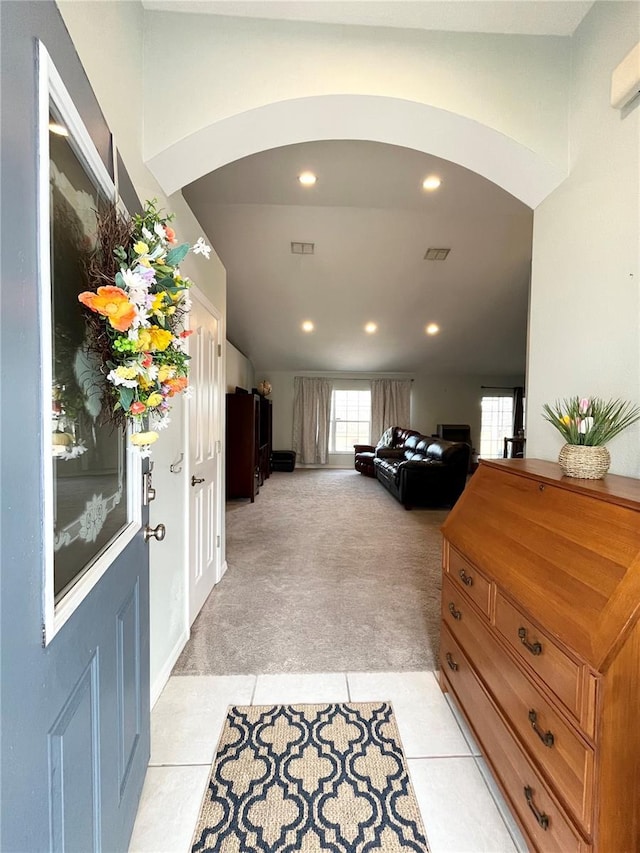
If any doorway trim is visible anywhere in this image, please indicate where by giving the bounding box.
[147,94,566,208]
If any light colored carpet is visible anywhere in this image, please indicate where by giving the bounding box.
[174,469,447,675]
[191,702,429,852]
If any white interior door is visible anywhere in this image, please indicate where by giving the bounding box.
[188,290,223,624]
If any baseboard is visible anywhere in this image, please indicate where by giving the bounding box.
[218,559,228,582]
[150,627,190,708]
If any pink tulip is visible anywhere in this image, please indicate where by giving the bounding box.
[579,397,590,413]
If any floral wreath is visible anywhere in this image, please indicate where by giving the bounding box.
[78,200,211,456]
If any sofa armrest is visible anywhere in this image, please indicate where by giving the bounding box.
[375,447,406,460]
[354,444,375,453]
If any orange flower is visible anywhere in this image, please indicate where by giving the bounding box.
[164,226,177,244]
[130,401,146,415]
[164,377,188,397]
[179,329,194,339]
[79,286,136,332]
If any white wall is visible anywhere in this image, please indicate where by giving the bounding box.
[143,12,569,173]
[226,342,255,392]
[262,369,524,467]
[57,0,227,704]
[527,2,640,476]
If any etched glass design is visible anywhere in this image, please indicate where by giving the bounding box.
[49,107,128,600]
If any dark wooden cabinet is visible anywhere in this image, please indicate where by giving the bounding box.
[226,392,273,501]
[226,392,259,501]
[440,459,640,852]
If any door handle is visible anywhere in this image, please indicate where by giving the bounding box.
[144,523,166,543]
[191,475,205,486]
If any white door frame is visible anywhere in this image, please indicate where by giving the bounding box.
[184,286,227,633]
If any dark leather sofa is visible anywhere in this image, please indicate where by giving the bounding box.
[355,426,470,509]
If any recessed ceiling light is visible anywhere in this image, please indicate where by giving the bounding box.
[426,323,440,335]
[49,121,69,137]
[422,176,441,191]
[298,172,317,186]
[302,320,314,332]
[364,322,378,334]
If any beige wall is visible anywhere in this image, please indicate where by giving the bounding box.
[261,370,524,468]
[226,342,255,393]
[527,2,640,475]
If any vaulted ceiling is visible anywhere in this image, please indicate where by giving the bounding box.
[184,140,533,374]
[176,2,594,375]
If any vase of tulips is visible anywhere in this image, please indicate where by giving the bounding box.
[542,396,640,479]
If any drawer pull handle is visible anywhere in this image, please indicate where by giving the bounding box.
[524,786,549,831]
[448,602,462,621]
[528,709,555,748]
[459,569,474,586]
[445,653,459,672]
[518,627,543,656]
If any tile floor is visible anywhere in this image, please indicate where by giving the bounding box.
[129,671,529,853]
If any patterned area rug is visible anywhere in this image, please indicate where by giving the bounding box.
[192,702,429,852]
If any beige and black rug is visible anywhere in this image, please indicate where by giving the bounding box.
[192,702,429,852]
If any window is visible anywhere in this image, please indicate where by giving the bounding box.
[330,389,371,452]
[480,396,514,459]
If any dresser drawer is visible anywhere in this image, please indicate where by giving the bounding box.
[442,577,594,831]
[440,626,592,853]
[494,591,584,721]
[445,545,492,617]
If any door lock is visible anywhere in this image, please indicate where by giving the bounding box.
[191,475,205,486]
[143,523,166,543]
[143,470,156,505]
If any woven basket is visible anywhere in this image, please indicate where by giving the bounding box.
[558,444,610,479]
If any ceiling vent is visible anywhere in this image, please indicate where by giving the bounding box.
[291,242,315,255]
[424,248,451,261]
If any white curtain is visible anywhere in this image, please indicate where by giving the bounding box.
[371,379,412,441]
[292,377,332,464]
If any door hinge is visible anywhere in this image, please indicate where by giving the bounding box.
[216,535,221,548]
[217,344,222,357]
[41,622,47,648]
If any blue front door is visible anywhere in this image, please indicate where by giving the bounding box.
[1,3,151,850]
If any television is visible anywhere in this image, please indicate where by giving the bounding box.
[436,424,472,445]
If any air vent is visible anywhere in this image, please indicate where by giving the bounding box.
[291,242,315,255]
[424,248,451,261]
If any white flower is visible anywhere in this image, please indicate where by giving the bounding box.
[141,226,153,241]
[154,221,167,241]
[107,369,138,388]
[135,445,153,459]
[172,336,188,353]
[128,329,140,342]
[181,296,193,312]
[121,267,147,292]
[152,413,171,431]
[182,385,194,400]
[192,237,211,259]
[579,416,594,434]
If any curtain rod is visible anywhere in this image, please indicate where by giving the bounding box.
[296,376,413,381]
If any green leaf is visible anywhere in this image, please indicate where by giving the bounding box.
[156,277,176,291]
[118,387,135,412]
[115,271,126,289]
[165,243,189,267]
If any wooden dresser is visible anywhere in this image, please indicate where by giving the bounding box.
[440,459,640,852]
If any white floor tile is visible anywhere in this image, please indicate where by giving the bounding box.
[150,674,255,766]
[252,672,349,705]
[445,693,482,756]
[129,765,210,853]
[475,758,530,852]
[408,757,518,853]
[347,671,471,758]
